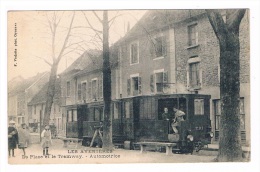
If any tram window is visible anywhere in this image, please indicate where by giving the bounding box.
[194,99,204,115]
[94,108,100,121]
[88,108,95,121]
[114,103,119,119]
[125,102,130,118]
[67,110,72,122]
[73,110,77,121]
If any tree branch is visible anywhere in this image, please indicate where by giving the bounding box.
[205,9,228,42]
[82,11,103,41]
[56,12,75,63]
[227,9,246,33]
[34,55,52,67]
[65,40,84,49]
[92,11,103,23]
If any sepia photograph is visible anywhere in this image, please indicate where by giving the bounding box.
[1,0,259,171]
[6,8,252,164]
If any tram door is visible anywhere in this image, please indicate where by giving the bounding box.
[158,98,187,133]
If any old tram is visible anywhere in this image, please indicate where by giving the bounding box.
[65,94,213,153]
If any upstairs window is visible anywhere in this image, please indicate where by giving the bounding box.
[132,77,139,96]
[150,70,168,93]
[66,81,71,97]
[154,36,167,58]
[189,62,201,89]
[127,75,142,96]
[82,82,87,102]
[91,79,98,100]
[130,42,139,64]
[77,83,81,101]
[188,24,198,46]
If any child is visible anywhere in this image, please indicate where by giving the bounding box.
[41,125,52,155]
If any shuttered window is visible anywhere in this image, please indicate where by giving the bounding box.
[189,62,200,88]
[82,82,87,102]
[66,81,70,97]
[77,83,81,101]
[130,42,139,64]
[188,24,198,46]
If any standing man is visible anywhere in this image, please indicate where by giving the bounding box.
[8,120,18,157]
[172,108,185,133]
[162,107,176,133]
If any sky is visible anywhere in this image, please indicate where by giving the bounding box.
[7,10,146,81]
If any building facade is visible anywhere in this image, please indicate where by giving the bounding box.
[59,50,118,138]
[27,80,63,135]
[8,72,50,126]
[59,10,249,145]
[113,10,250,145]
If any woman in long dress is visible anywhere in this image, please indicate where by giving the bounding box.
[18,123,30,156]
[8,120,18,157]
[41,125,52,155]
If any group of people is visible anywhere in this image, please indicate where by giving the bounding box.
[8,121,30,157]
[162,107,185,134]
[8,120,53,157]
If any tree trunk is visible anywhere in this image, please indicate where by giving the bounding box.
[218,35,242,161]
[206,9,246,162]
[43,63,58,126]
[102,11,113,150]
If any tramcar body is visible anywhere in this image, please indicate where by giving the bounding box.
[65,94,212,152]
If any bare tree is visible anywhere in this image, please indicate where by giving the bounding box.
[102,11,113,150]
[81,11,122,150]
[206,9,246,162]
[41,12,76,126]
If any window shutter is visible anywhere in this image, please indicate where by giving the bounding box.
[199,66,202,87]
[163,71,170,92]
[149,39,156,59]
[196,30,199,45]
[127,78,131,96]
[163,71,168,83]
[77,83,81,101]
[150,74,154,93]
[162,36,167,57]
[187,66,190,89]
[99,75,103,98]
[87,82,91,100]
[138,77,142,95]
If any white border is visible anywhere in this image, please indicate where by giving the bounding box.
[1,1,260,172]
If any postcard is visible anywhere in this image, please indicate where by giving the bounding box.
[7,9,251,166]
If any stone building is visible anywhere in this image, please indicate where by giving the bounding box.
[8,72,50,126]
[112,9,250,145]
[27,79,62,135]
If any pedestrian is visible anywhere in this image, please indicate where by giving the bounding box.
[18,123,30,156]
[172,108,185,133]
[41,125,52,155]
[162,107,174,121]
[8,120,18,158]
[162,107,176,132]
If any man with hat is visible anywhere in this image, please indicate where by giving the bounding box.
[8,120,18,157]
[172,108,185,133]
